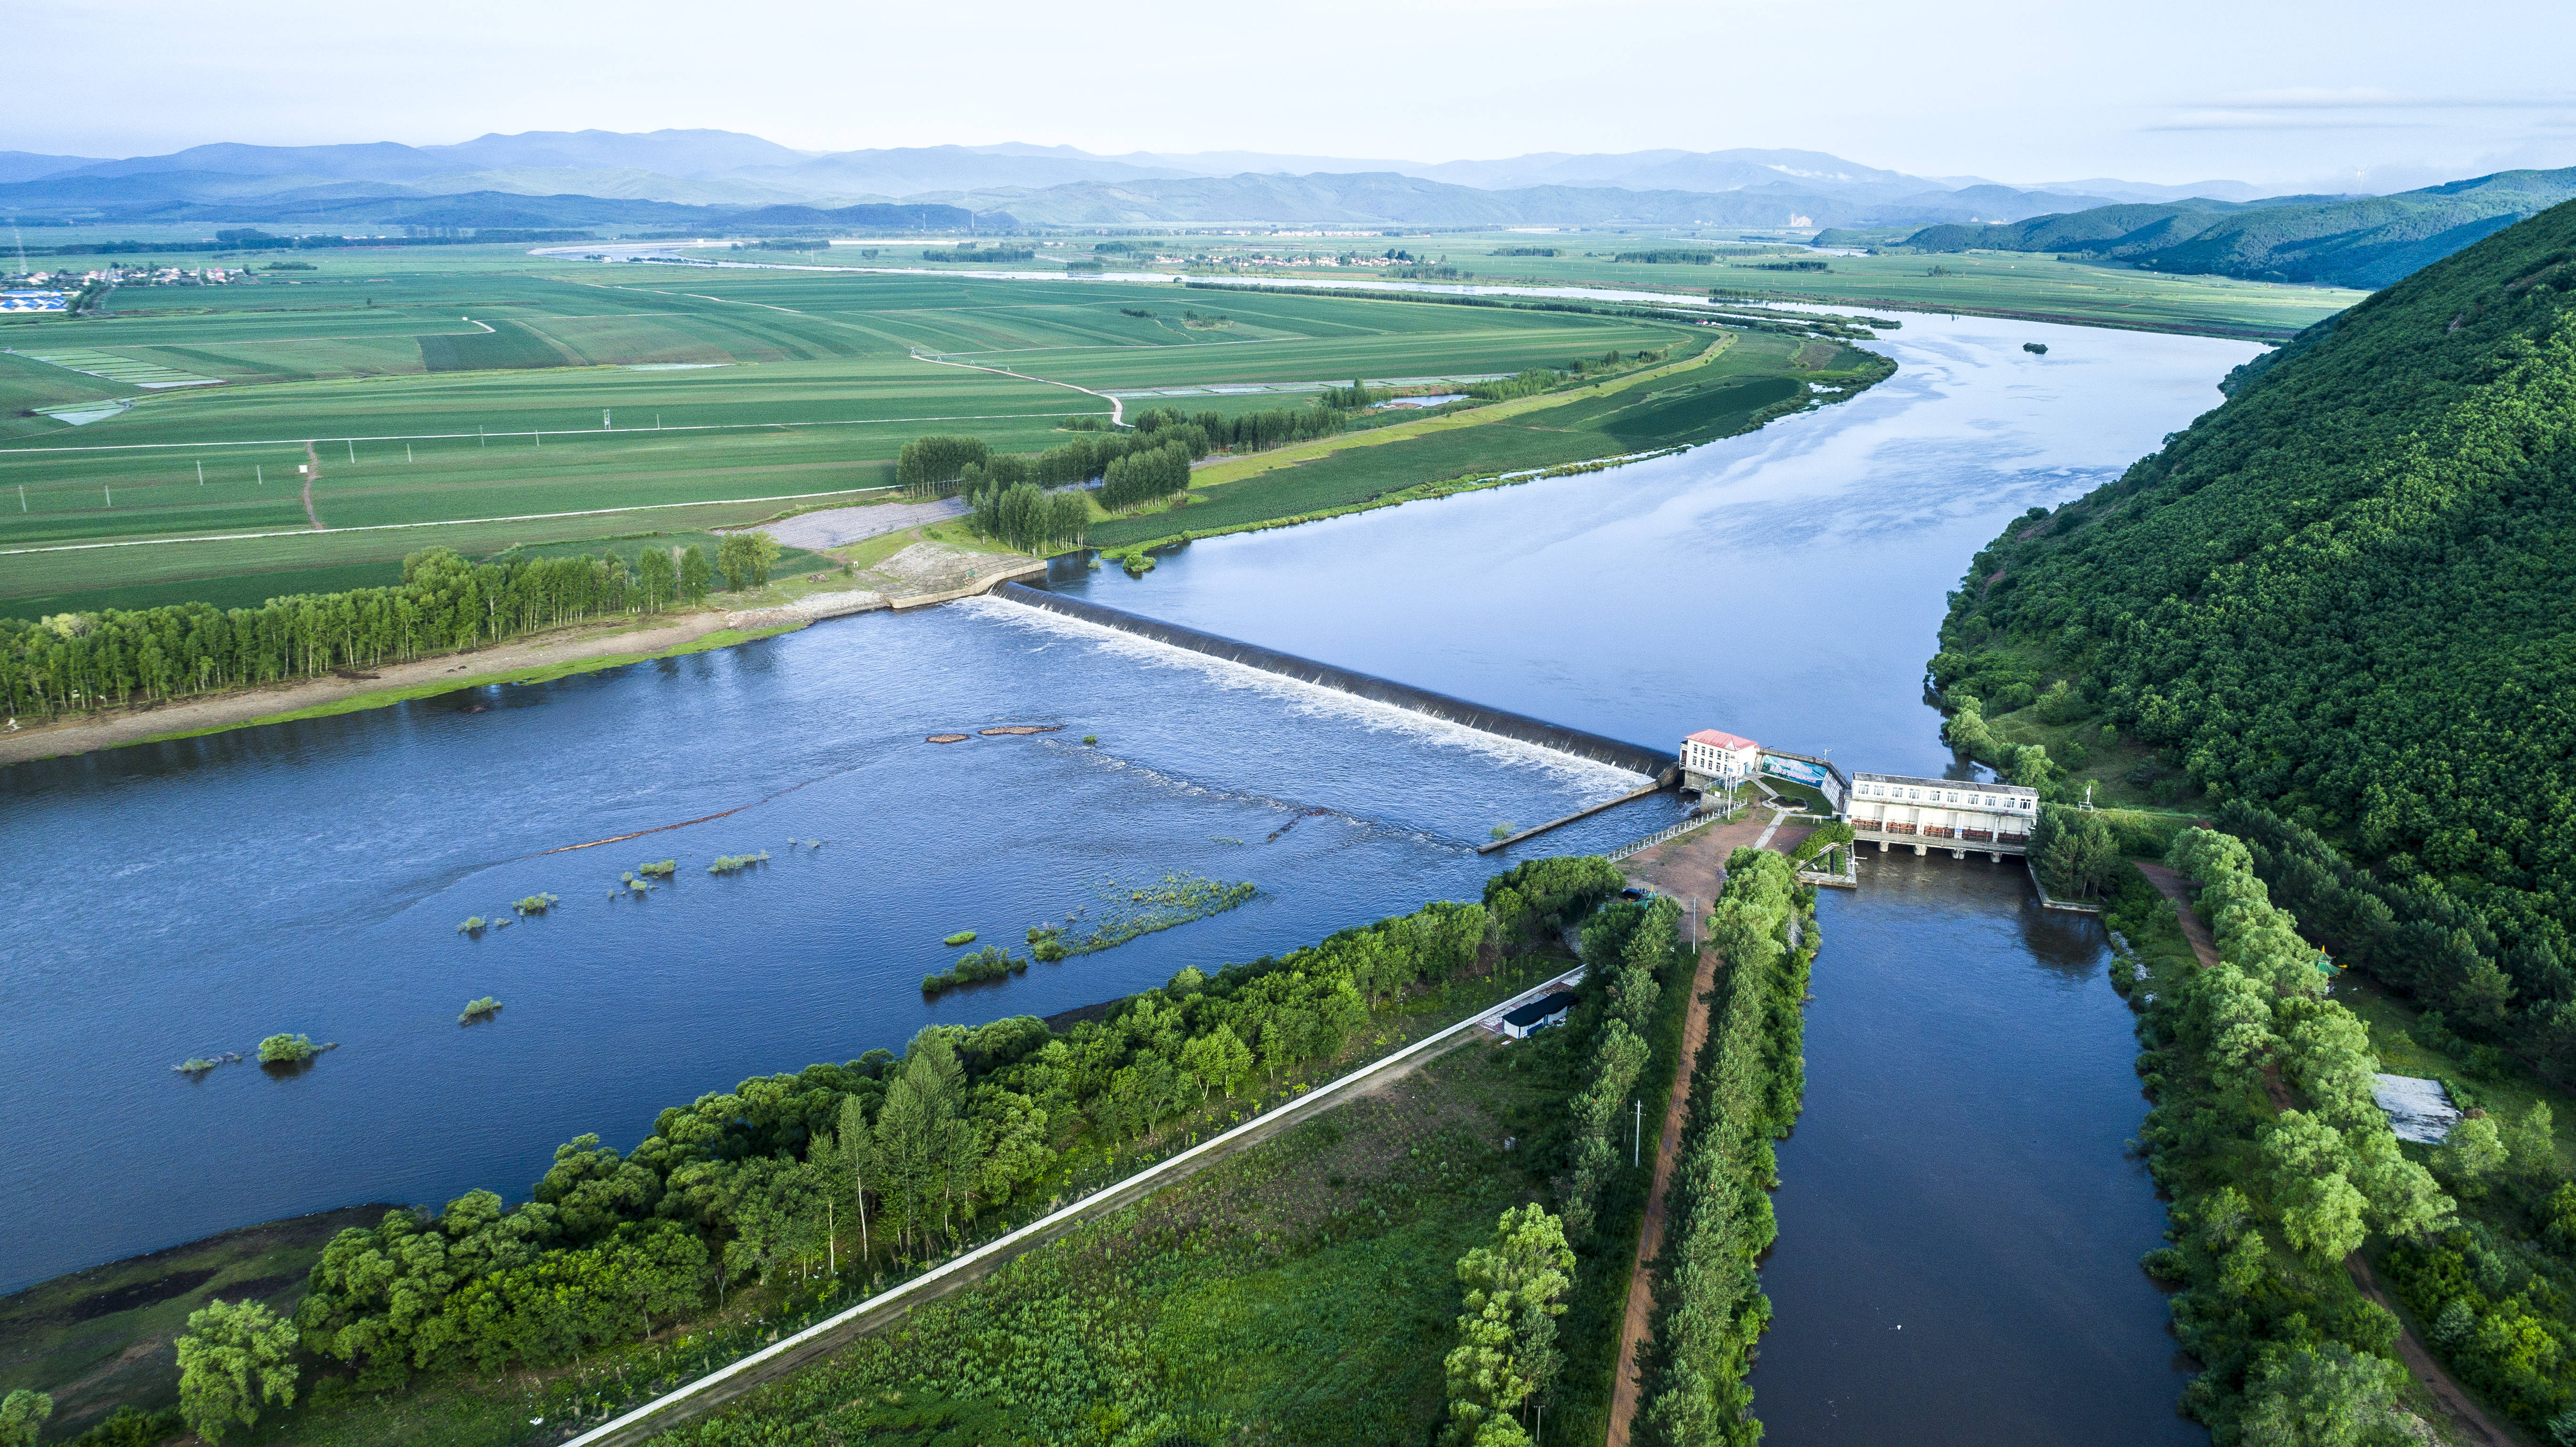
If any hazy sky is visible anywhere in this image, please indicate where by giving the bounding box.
[10,0,2572,189]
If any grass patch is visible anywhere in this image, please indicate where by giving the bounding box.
[0,1206,388,1439]
[658,1028,1587,1446]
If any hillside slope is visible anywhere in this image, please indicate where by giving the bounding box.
[1931,199,2576,1056]
[1906,167,2576,288]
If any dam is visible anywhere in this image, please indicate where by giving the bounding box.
[994,581,1679,781]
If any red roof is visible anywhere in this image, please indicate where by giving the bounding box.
[1685,729,1760,751]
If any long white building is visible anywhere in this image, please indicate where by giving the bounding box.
[1846,772,2039,857]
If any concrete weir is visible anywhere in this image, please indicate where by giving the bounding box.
[992,583,1676,780]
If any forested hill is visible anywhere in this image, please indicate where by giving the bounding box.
[1904,166,2576,288]
[1932,199,2576,1059]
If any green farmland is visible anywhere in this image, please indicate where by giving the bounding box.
[0,248,1700,614]
[731,229,2364,340]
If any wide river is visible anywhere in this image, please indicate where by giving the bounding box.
[3,304,2246,1442]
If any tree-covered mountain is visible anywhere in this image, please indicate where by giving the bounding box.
[1904,167,2576,288]
[1931,199,2576,1063]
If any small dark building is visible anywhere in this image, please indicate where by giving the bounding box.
[1498,991,1579,1041]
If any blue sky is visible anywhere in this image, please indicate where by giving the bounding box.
[7,0,2571,189]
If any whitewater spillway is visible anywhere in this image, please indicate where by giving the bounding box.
[993,582,1675,779]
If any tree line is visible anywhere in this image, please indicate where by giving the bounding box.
[1928,203,2576,1088]
[1636,847,1815,1446]
[287,893,1499,1393]
[2125,828,2460,1443]
[1555,895,1681,1243]
[0,538,782,720]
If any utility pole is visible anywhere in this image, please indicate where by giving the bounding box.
[347,439,355,464]
[256,465,262,485]
[1634,1099,1643,1167]
[196,460,204,485]
[406,444,413,463]
[603,408,610,429]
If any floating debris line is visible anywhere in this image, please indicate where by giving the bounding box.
[533,780,818,855]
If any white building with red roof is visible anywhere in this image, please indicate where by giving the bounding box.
[1680,728,1760,793]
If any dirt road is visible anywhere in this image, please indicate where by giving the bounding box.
[2135,861,2513,1446]
[1605,943,1721,1446]
[300,440,323,529]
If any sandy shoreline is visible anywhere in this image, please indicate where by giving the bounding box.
[0,609,752,768]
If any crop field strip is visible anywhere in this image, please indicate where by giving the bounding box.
[0,262,1726,605]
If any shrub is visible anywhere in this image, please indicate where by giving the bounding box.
[256,1034,316,1065]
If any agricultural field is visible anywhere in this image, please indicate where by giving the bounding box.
[712,228,2365,340]
[1087,328,1872,550]
[1,246,1713,615]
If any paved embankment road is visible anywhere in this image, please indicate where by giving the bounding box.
[562,964,1585,1447]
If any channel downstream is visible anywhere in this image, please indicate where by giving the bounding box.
[2,302,2248,1441]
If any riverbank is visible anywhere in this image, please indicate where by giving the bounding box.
[1085,328,1891,555]
[0,534,1047,767]
[0,610,783,767]
[4,914,1584,1447]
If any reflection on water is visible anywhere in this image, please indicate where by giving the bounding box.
[5,301,2237,1443]
[1049,310,2256,778]
[0,603,1668,1291]
[1753,851,2199,1445]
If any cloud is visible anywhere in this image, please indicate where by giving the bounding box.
[2201,88,2576,111]
[2148,113,2436,132]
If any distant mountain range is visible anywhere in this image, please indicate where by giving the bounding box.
[1900,167,2576,288]
[4,130,2564,291]
[0,130,2221,232]
[0,132,2252,211]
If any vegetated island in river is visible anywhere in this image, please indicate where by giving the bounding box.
[1934,197,2576,1441]
[7,850,1830,1445]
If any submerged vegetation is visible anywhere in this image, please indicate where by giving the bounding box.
[255,1034,316,1066]
[1024,873,1259,961]
[512,893,558,916]
[921,945,1029,995]
[281,886,1503,1429]
[707,852,769,876]
[458,997,502,1024]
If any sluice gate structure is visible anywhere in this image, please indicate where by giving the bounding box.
[991,583,1677,787]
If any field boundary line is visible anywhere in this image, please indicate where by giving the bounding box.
[908,351,1127,428]
[1180,332,1735,490]
[0,411,1103,456]
[560,962,1587,1447]
[0,487,898,557]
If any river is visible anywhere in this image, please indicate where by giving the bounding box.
[3,303,2251,1442]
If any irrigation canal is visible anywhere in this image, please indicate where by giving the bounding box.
[1,304,2251,1442]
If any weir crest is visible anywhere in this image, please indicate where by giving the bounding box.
[990,583,1675,781]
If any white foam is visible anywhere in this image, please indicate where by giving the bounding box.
[956,595,1647,800]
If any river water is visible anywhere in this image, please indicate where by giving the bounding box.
[3,302,2251,1442]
